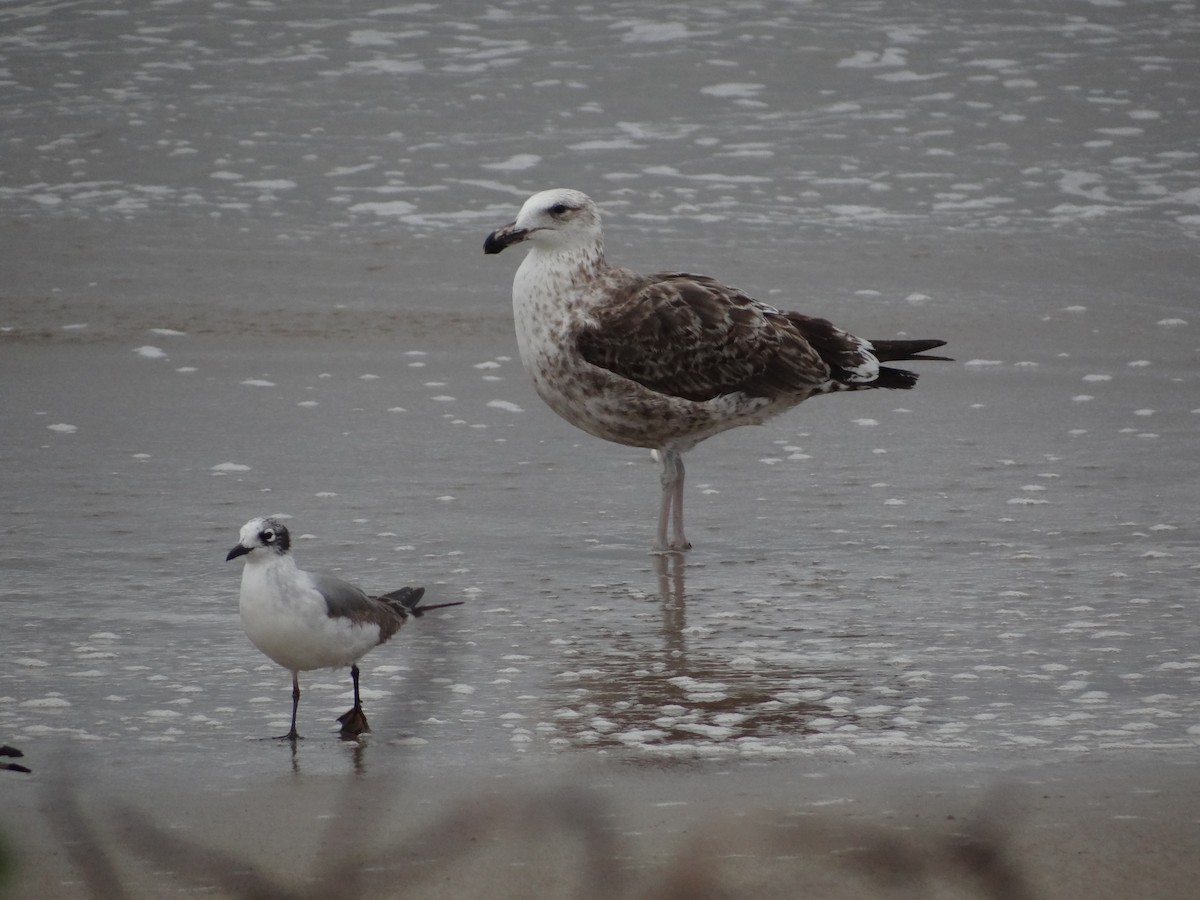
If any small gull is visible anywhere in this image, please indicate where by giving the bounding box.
[226,517,462,740]
[484,188,950,551]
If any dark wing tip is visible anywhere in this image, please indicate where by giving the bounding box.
[872,366,921,389]
[868,338,951,362]
[379,586,425,608]
[378,587,463,617]
[408,600,465,618]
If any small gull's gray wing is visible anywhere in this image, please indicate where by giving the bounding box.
[577,273,833,401]
[309,571,373,617]
[311,572,409,642]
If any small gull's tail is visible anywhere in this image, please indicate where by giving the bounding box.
[377,586,464,618]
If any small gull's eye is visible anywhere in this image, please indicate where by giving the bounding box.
[549,203,571,216]
[262,529,275,543]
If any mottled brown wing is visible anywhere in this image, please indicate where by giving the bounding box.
[577,273,832,402]
[782,312,880,384]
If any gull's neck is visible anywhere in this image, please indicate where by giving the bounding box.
[242,551,299,579]
[511,239,608,367]
[516,237,608,300]
[534,236,606,271]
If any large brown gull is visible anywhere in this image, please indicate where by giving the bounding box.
[484,188,949,552]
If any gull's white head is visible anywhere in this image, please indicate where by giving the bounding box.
[483,188,601,255]
[226,516,291,562]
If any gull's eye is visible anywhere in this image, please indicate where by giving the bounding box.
[548,203,571,216]
[261,529,275,544]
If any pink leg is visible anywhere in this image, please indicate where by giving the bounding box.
[670,457,689,551]
[656,484,672,551]
[655,449,691,552]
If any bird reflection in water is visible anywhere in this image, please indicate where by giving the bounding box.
[656,551,688,665]
[559,552,858,751]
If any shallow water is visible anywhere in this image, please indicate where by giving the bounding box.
[2,0,1198,785]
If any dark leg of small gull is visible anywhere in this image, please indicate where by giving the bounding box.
[277,672,302,741]
[337,663,371,737]
[656,448,691,552]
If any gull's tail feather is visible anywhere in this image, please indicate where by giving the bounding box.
[378,586,424,608]
[872,366,921,389]
[857,338,951,390]
[377,586,464,618]
[869,338,952,362]
[825,338,950,391]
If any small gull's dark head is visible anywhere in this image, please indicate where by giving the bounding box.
[226,516,292,562]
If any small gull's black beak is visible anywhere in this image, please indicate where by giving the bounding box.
[483,223,528,254]
[226,543,251,561]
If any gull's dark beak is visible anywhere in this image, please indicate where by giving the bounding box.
[483,222,528,254]
[226,543,251,561]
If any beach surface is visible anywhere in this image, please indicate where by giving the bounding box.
[3,1,1199,896]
